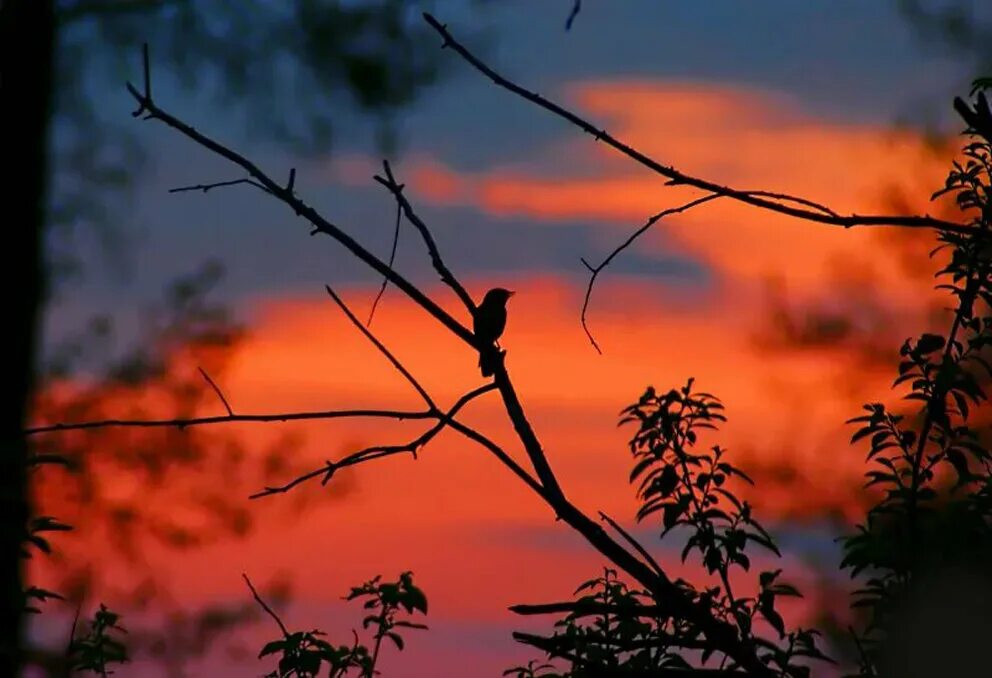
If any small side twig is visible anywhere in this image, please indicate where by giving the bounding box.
[580,194,722,352]
[375,161,477,314]
[598,511,665,578]
[169,177,273,195]
[565,0,582,30]
[198,367,233,416]
[326,285,435,410]
[367,200,403,327]
[243,573,288,637]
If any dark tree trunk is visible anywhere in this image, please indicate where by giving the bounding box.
[0,0,54,673]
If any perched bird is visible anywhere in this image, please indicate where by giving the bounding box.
[473,287,514,377]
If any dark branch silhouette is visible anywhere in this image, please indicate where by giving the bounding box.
[580,194,723,352]
[367,200,402,327]
[421,14,967,234]
[197,367,233,416]
[242,573,288,638]
[25,407,431,436]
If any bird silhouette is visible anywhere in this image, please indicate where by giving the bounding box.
[474,288,514,377]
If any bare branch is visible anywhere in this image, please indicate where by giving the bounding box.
[242,573,288,638]
[422,13,969,236]
[564,0,582,30]
[367,200,402,327]
[598,511,665,578]
[198,366,234,416]
[169,177,272,195]
[375,161,477,314]
[25,407,430,436]
[125,44,478,349]
[581,194,723,352]
[325,285,435,410]
[445,419,545,497]
[250,383,497,500]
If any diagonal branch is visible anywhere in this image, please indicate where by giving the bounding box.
[325,285,435,410]
[198,366,234,416]
[375,161,477,314]
[242,573,289,637]
[422,13,969,236]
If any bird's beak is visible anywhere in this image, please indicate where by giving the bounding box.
[508,291,516,297]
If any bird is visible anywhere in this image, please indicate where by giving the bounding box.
[473,287,514,377]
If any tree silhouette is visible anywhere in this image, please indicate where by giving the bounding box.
[16,8,992,678]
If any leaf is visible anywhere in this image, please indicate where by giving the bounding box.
[916,333,946,355]
[258,639,285,658]
[387,631,404,650]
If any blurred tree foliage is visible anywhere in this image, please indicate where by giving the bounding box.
[49,0,451,283]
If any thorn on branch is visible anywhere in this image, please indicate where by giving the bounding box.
[321,462,336,485]
[287,168,296,193]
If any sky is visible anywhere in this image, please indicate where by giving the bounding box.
[33,1,985,675]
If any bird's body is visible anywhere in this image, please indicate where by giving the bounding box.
[474,288,514,377]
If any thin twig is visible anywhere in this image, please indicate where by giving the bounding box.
[374,161,477,314]
[326,285,435,409]
[580,194,722,352]
[565,0,582,30]
[198,366,233,416]
[242,573,289,637]
[24,407,431,436]
[598,511,665,577]
[250,384,497,499]
[422,13,969,235]
[169,177,273,195]
[445,418,545,497]
[367,200,403,327]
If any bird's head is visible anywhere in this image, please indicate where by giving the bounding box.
[482,287,515,306]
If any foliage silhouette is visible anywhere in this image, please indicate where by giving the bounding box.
[839,80,992,678]
[68,604,129,676]
[507,382,830,676]
[247,571,427,678]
